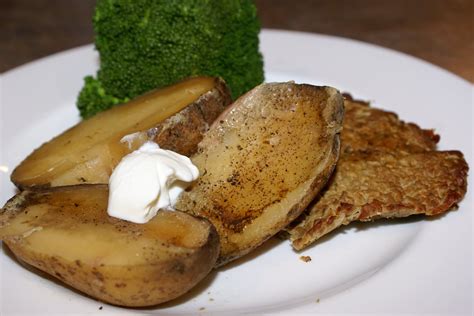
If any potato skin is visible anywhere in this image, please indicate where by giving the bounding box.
[5,239,219,307]
[0,186,220,307]
[150,77,232,157]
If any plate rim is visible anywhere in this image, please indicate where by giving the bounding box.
[1,28,472,88]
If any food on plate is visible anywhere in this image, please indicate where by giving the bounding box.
[289,151,468,250]
[11,77,231,189]
[77,0,264,118]
[339,94,439,154]
[0,185,219,307]
[287,96,469,250]
[2,73,469,307]
[175,82,344,265]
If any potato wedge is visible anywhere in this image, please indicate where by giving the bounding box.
[175,82,344,265]
[0,185,219,307]
[11,77,231,188]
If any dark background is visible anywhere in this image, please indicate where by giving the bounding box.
[1,0,472,81]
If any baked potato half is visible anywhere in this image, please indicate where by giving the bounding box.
[176,82,344,265]
[0,185,219,307]
[11,77,231,188]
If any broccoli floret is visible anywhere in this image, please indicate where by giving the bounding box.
[77,0,264,119]
[77,76,129,119]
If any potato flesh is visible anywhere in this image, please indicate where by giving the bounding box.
[176,83,344,264]
[11,77,217,187]
[0,185,219,306]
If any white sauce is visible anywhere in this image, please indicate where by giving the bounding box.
[107,141,199,223]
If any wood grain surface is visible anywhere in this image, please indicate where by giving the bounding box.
[1,0,472,82]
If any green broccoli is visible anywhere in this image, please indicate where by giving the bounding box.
[77,0,264,119]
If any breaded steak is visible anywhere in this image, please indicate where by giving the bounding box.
[288,96,468,250]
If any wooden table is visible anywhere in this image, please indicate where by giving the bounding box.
[1,0,472,82]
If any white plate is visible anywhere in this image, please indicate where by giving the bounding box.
[0,29,472,315]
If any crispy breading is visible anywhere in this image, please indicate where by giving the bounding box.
[341,95,439,154]
[288,96,469,250]
[289,151,468,250]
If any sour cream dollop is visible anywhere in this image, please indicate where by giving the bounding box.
[107,141,199,223]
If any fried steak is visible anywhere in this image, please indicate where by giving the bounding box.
[288,95,468,250]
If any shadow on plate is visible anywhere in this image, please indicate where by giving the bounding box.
[218,236,285,272]
[291,212,452,253]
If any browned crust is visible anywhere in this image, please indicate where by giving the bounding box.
[289,151,468,250]
[341,95,440,154]
[288,96,469,250]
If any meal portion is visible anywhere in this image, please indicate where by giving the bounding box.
[0,79,469,307]
[1,80,347,306]
[287,96,469,249]
[175,83,344,265]
[12,77,231,188]
[0,185,219,307]
[0,0,469,310]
